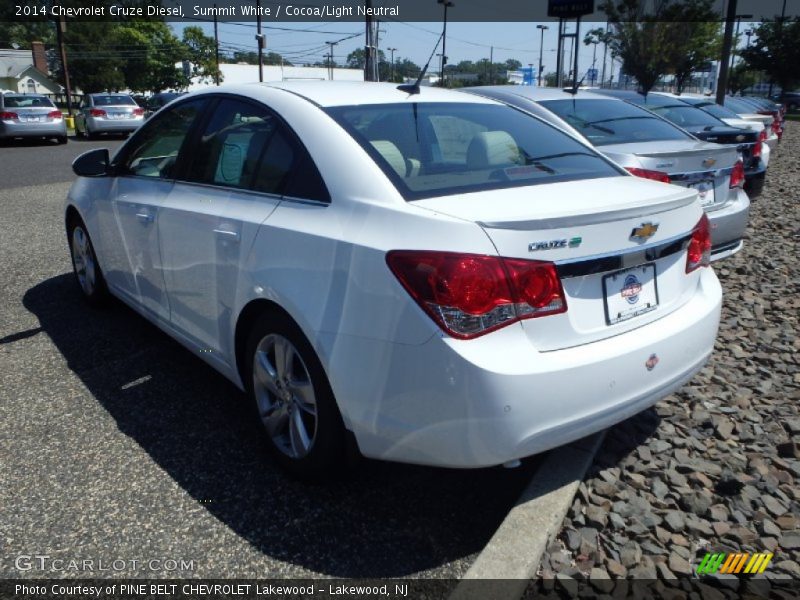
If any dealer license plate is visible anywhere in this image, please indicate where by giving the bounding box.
[689,179,716,207]
[602,263,659,325]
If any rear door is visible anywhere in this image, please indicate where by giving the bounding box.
[159,96,315,361]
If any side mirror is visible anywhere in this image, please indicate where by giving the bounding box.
[72,148,111,177]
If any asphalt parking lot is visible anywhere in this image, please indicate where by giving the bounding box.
[0,137,539,579]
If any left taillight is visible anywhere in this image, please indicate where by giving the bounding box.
[133,108,144,116]
[625,167,671,184]
[386,250,567,339]
[686,213,712,274]
[48,110,62,120]
[0,111,19,121]
[753,130,765,157]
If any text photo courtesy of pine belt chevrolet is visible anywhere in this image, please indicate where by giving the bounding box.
[65,82,722,476]
[0,92,67,144]
[74,93,145,139]
[462,87,750,262]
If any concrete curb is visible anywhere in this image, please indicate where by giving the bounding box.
[450,432,605,600]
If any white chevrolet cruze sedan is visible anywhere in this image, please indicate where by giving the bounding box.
[65,82,722,475]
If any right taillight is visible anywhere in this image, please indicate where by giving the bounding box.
[0,111,18,121]
[89,108,106,117]
[386,251,567,339]
[729,160,745,188]
[686,213,712,273]
[753,130,765,157]
[771,117,782,139]
[625,167,671,184]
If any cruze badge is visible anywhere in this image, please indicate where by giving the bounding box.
[630,222,659,242]
[528,236,582,252]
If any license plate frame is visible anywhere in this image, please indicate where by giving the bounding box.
[602,263,659,325]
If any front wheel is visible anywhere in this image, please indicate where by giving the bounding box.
[245,312,346,477]
[68,220,109,306]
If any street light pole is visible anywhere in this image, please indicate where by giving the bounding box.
[388,47,397,82]
[325,41,338,80]
[730,14,753,71]
[438,0,454,87]
[536,24,548,87]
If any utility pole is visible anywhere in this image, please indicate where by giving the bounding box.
[730,13,753,72]
[716,0,737,104]
[556,19,564,88]
[438,0,454,87]
[600,21,609,88]
[769,0,787,95]
[590,39,598,86]
[213,4,220,86]
[573,16,581,87]
[489,45,493,85]
[255,0,264,82]
[55,15,73,117]
[388,47,397,82]
[325,41,338,80]
[536,24,548,86]
[364,0,375,81]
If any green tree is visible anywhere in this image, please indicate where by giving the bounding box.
[661,0,721,94]
[739,17,800,93]
[346,48,385,70]
[727,63,758,94]
[182,26,222,85]
[231,50,291,66]
[113,22,186,93]
[60,22,126,93]
[0,22,55,49]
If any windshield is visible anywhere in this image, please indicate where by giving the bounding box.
[326,102,622,200]
[93,95,136,106]
[539,98,691,146]
[3,95,55,108]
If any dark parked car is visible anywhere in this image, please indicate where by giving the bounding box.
[595,90,766,197]
[771,91,800,112]
[144,92,186,118]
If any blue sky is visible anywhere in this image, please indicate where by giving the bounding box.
[173,19,759,78]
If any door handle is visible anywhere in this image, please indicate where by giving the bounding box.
[213,228,240,242]
[135,212,154,223]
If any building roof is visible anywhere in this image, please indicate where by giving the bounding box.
[0,49,35,79]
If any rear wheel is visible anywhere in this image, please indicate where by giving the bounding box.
[245,312,346,477]
[56,136,67,144]
[67,219,109,306]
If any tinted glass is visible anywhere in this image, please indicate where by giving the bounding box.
[539,98,690,146]
[185,98,329,201]
[120,99,206,178]
[3,95,54,108]
[682,100,740,120]
[326,102,621,200]
[724,97,760,114]
[629,100,725,128]
[93,95,137,106]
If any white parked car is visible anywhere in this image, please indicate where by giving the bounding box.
[65,82,722,474]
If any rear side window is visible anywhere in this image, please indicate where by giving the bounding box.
[539,99,691,146]
[3,96,55,108]
[185,97,330,201]
[326,102,621,200]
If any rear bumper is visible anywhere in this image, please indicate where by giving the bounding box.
[0,120,66,139]
[744,164,767,198]
[86,116,143,134]
[325,268,722,468]
[706,187,749,261]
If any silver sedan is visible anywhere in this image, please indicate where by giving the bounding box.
[0,93,67,144]
[75,93,144,139]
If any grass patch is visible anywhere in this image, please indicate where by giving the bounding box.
[784,114,800,121]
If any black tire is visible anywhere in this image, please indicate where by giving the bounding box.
[245,311,347,478]
[56,136,68,145]
[67,217,110,307]
[87,130,98,141]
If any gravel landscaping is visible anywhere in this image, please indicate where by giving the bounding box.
[527,121,800,597]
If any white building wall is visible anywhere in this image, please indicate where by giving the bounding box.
[184,63,364,91]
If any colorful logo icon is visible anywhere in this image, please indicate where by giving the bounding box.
[696,552,773,576]
[621,274,642,304]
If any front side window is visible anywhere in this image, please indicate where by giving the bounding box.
[118,99,207,179]
[326,102,622,200]
[539,99,691,146]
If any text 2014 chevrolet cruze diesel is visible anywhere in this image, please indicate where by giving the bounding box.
[65,82,722,474]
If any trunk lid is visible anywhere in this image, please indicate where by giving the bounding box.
[414,177,704,351]
[601,140,738,211]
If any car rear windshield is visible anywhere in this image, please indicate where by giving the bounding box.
[685,100,740,120]
[538,98,691,146]
[93,95,136,106]
[632,101,726,129]
[325,102,622,200]
[724,97,761,114]
[3,95,55,108]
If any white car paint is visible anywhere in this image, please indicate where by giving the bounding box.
[66,82,722,468]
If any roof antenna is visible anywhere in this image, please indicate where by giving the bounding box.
[565,74,586,96]
[397,31,444,95]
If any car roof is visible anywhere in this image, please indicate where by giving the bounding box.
[463,85,612,102]
[187,81,500,108]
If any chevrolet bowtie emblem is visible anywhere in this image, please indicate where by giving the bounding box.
[630,222,659,242]
[702,157,717,168]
